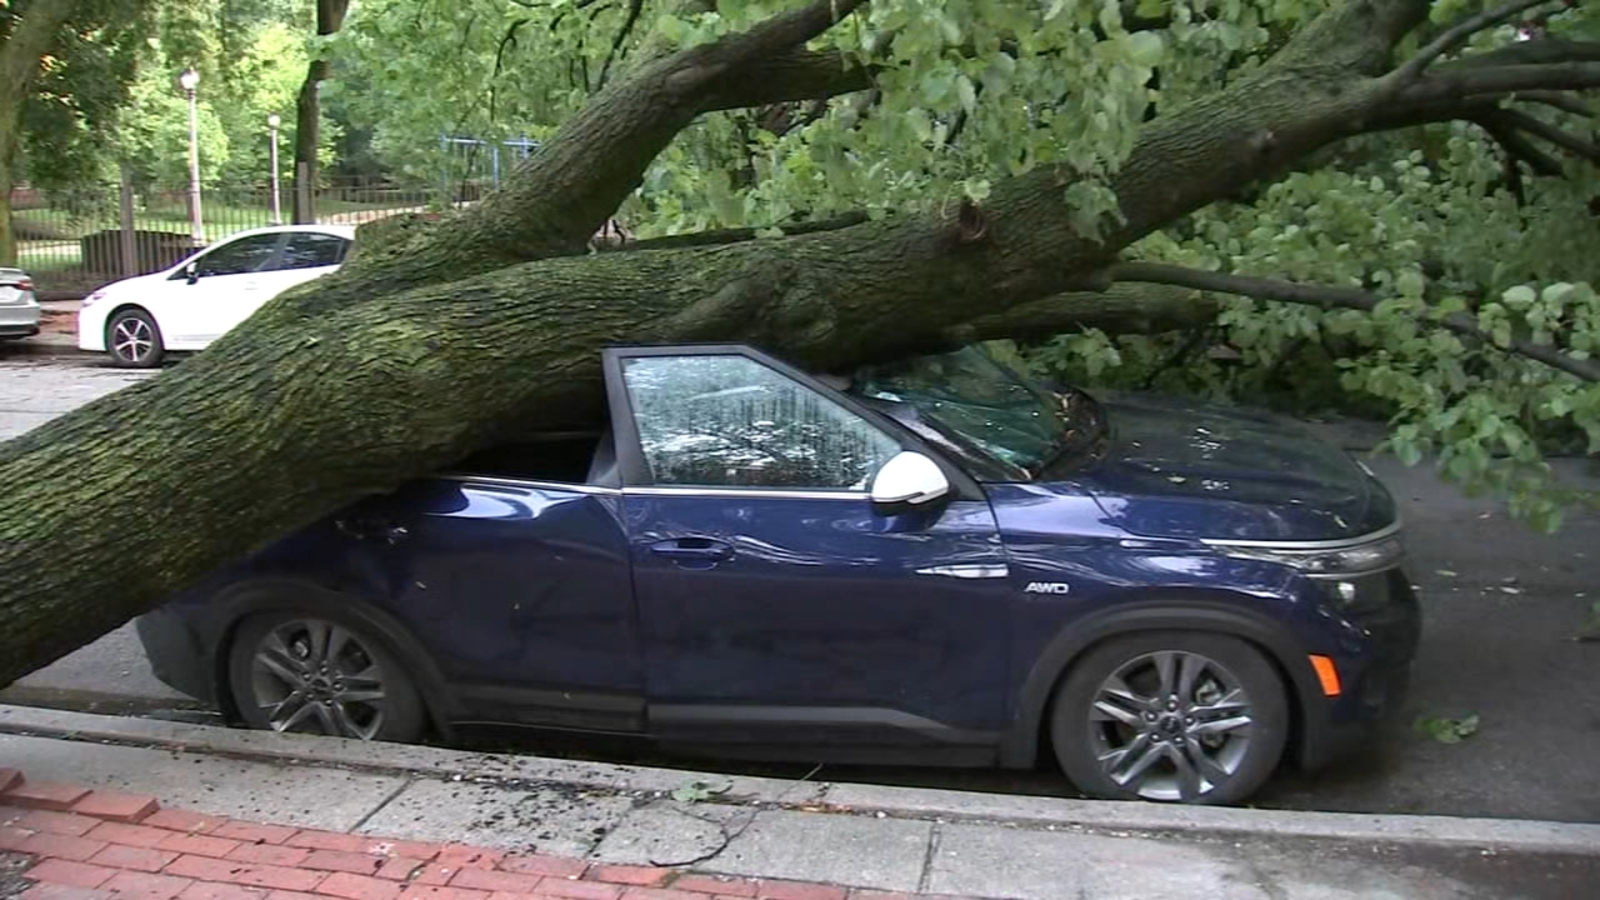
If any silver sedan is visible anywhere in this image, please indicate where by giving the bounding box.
[0,268,40,340]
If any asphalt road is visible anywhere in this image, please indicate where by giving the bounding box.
[2,349,1597,824]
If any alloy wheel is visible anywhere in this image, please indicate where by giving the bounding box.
[248,619,388,739]
[1087,650,1255,801]
[111,317,155,364]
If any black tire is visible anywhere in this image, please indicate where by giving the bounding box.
[105,307,165,368]
[227,604,426,743]
[1050,631,1289,805]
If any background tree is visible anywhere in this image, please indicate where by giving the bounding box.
[0,0,157,263]
[3,0,1600,689]
[292,0,349,222]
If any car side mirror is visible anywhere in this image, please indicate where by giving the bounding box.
[184,262,199,284]
[869,451,951,509]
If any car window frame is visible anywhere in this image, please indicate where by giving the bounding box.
[267,231,351,272]
[170,233,288,280]
[601,343,984,500]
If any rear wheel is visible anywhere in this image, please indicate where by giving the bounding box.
[227,607,426,743]
[1050,631,1288,805]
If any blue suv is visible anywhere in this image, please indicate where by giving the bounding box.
[136,343,1420,805]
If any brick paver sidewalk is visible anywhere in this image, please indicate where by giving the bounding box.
[0,769,954,900]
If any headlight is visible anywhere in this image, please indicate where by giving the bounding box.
[1209,533,1405,578]
[82,288,109,307]
[1317,571,1403,616]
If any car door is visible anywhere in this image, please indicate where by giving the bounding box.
[162,233,285,345]
[344,434,644,732]
[604,345,1014,752]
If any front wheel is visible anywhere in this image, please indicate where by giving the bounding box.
[106,308,165,368]
[228,608,426,743]
[1050,631,1289,805]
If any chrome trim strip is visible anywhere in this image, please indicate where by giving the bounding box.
[438,473,621,495]
[437,476,871,502]
[1305,561,1408,581]
[1199,519,1403,551]
[627,486,870,501]
[915,564,1011,580]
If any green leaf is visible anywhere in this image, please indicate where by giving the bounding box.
[1415,714,1480,744]
[957,75,977,114]
[1124,32,1165,68]
[670,779,732,803]
[1502,285,1537,309]
[1396,270,1425,299]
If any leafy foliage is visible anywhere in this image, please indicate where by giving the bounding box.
[14,0,157,190]
[16,0,319,190]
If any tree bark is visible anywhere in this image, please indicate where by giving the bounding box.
[291,0,349,224]
[0,0,82,265]
[4,0,1599,688]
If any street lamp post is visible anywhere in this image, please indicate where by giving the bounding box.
[179,68,204,244]
[267,113,282,225]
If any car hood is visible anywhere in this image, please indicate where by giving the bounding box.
[85,271,168,302]
[1063,391,1395,542]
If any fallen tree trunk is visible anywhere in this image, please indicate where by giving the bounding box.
[6,0,1600,686]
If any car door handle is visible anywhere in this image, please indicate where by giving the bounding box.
[650,537,733,567]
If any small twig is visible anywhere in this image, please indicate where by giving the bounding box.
[647,762,827,868]
[597,0,646,91]
[488,19,529,122]
[1393,0,1555,83]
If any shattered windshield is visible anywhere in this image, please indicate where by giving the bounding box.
[850,346,1098,479]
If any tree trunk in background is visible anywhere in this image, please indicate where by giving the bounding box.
[0,0,83,265]
[291,0,349,224]
[0,104,18,268]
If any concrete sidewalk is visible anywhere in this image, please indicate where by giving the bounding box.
[3,707,1599,900]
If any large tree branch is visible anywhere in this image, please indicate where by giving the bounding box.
[1490,106,1600,163]
[1369,39,1600,133]
[703,48,874,110]
[1405,60,1600,101]
[1390,0,1554,83]
[1476,111,1563,176]
[701,0,868,67]
[607,212,871,251]
[939,285,1220,347]
[1109,262,1600,383]
[1439,37,1600,70]
[1511,89,1593,118]
[327,0,874,298]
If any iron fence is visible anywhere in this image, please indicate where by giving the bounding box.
[11,176,444,298]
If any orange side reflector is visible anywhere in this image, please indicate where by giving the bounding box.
[1309,655,1342,697]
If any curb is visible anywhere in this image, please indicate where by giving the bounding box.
[3,704,1598,856]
